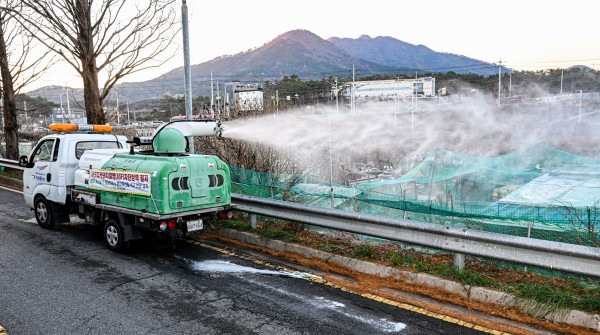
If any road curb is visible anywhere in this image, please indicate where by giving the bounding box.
[215,228,600,332]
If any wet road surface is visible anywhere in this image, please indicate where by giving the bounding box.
[0,188,486,334]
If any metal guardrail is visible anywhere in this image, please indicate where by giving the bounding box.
[0,158,24,170]
[1,157,598,277]
[232,194,600,277]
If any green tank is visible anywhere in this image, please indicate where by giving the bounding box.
[75,121,231,215]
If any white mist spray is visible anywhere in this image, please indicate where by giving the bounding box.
[222,93,599,180]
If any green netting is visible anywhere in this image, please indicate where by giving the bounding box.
[230,144,600,247]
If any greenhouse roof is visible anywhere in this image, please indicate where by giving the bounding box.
[358,144,600,190]
[499,172,600,207]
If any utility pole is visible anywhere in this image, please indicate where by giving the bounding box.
[351,64,355,113]
[328,115,334,208]
[509,73,512,98]
[181,0,194,152]
[126,100,130,125]
[334,78,339,114]
[59,93,64,122]
[116,93,119,126]
[275,89,279,114]
[216,80,220,116]
[497,59,502,102]
[415,73,418,111]
[411,86,414,132]
[24,101,27,130]
[579,90,582,124]
[210,71,214,117]
[395,95,398,128]
[560,69,564,95]
[66,89,71,121]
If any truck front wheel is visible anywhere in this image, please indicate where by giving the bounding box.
[34,196,54,229]
[104,219,128,252]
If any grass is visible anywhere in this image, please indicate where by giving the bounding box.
[352,245,375,259]
[505,282,600,317]
[218,219,253,231]
[313,240,350,254]
[218,216,298,242]
[577,286,600,311]
[389,252,416,267]
[432,264,497,287]
[257,226,297,241]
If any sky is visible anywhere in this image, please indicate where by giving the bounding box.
[24,0,600,91]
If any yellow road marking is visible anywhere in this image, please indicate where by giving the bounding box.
[186,238,511,334]
[0,185,22,194]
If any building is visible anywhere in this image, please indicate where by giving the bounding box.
[52,108,86,124]
[234,85,264,112]
[346,78,436,100]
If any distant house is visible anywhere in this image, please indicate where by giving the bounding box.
[52,108,86,124]
[234,85,264,112]
[345,78,436,100]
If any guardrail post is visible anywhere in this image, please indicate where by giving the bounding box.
[453,253,465,271]
[248,214,257,229]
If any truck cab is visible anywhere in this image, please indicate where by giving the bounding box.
[21,131,129,227]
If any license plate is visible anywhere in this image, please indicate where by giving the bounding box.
[186,220,203,232]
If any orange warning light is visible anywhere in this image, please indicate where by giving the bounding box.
[49,124,113,132]
[49,124,78,131]
[92,125,113,132]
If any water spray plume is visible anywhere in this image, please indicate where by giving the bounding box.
[223,92,599,168]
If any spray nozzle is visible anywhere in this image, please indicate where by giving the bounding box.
[215,119,224,139]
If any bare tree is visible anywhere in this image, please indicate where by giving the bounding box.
[197,137,312,199]
[12,0,179,125]
[0,1,55,159]
[555,200,599,247]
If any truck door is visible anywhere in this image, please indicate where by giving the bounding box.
[23,138,57,206]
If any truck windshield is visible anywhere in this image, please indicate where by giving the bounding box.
[31,139,55,163]
[75,141,121,159]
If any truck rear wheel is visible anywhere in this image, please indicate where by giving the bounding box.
[34,196,54,229]
[103,219,128,252]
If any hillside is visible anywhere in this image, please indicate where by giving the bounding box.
[328,35,498,75]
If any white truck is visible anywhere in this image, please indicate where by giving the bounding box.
[19,122,233,251]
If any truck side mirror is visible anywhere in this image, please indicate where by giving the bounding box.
[18,155,29,168]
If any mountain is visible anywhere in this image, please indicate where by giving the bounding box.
[328,35,498,75]
[567,65,594,72]
[25,85,84,107]
[26,30,497,102]
[150,30,406,93]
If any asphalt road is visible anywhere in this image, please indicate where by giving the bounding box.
[0,187,486,335]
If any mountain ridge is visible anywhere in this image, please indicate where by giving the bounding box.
[26,29,498,102]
